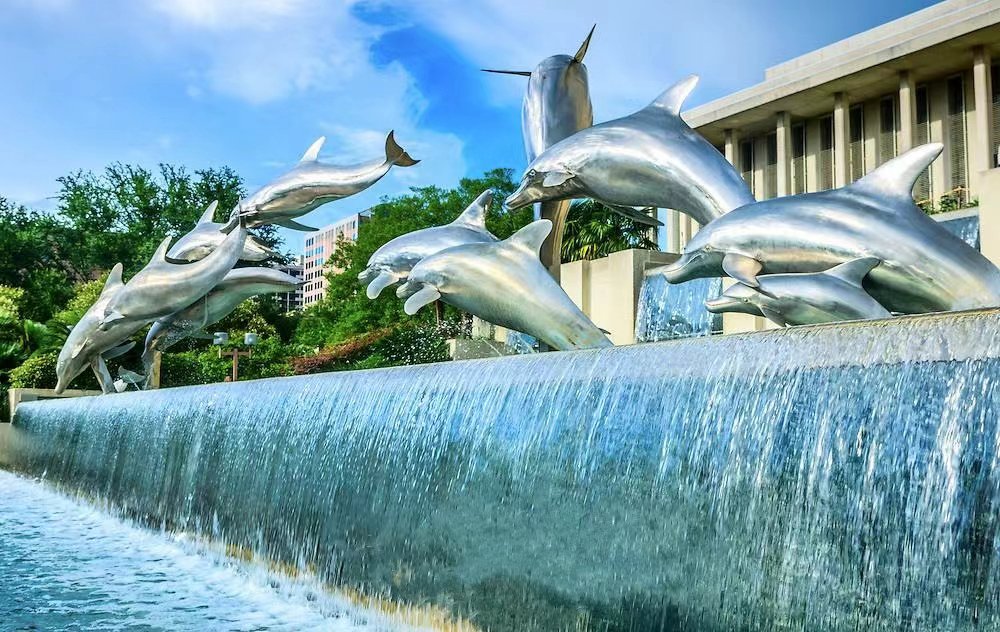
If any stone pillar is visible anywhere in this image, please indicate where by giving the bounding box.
[724,128,737,166]
[833,92,849,187]
[776,112,792,197]
[898,71,915,154]
[667,210,681,252]
[979,169,1000,268]
[973,46,995,172]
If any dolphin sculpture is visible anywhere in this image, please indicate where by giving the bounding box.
[55,264,146,394]
[140,267,302,385]
[358,189,498,299]
[98,216,248,329]
[395,219,612,351]
[704,258,891,327]
[504,75,754,227]
[235,131,418,231]
[483,25,599,273]
[167,201,275,262]
[658,143,1000,314]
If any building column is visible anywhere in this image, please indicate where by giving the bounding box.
[667,210,681,252]
[898,71,915,154]
[776,112,792,197]
[833,92,849,187]
[724,128,737,166]
[973,45,995,171]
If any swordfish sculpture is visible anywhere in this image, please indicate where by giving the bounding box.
[484,25,618,274]
[358,189,498,299]
[234,132,418,232]
[167,201,275,263]
[396,219,612,351]
[659,143,1000,314]
[55,264,147,394]
[504,75,754,227]
[140,267,302,385]
[704,258,891,327]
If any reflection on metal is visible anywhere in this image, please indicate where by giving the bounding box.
[358,190,497,299]
[167,201,276,263]
[505,75,753,227]
[396,220,611,351]
[14,309,1000,631]
[660,144,1000,314]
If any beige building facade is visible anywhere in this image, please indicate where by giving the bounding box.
[302,213,368,307]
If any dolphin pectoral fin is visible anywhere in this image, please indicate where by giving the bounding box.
[300,136,326,162]
[542,171,575,188]
[100,310,126,330]
[825,257,881,287]
[481,69,532,77]
[274,218,318,231]
[403,285,441,316]
[574,24,596,63]
[198,200,219,224]
[852,143,943,203]
[722,253,762,287]
[366,271,397,299]
[649,75,699,115]
[605,203,663,226]
[760,307,788,327]
[385,131,419,167]
[102,340,135,361]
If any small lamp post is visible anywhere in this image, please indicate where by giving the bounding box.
[214,332,257,382]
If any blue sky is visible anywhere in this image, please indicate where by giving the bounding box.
[1,0,939,253]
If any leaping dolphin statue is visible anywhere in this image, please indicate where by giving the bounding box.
[504,75,754,227]
[234,131,418,231]
[140,267,302,385]
[358,189,498,299]
[705,258,891,326]
[658,143,1000,314]
[395,219,612,351]
[55,264,146,394]
[98,215,248,329]
[483,25,599,274]
[167,201,276,262]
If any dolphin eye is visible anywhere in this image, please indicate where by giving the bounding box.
[528,169,537,179]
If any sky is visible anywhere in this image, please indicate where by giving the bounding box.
[0,0,940,253]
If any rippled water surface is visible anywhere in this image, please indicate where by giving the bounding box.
[0,470,389,631]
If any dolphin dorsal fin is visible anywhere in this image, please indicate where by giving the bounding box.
[198,200,219,224]
[852,143,943,202]
[102,263,125,294]
[451,189,493,229]
[152,237,173,263]
[574,24,596,63]
[506,219,552,256]
[300,136,326,162]
[825,257,881,287]
[648,75,699,115]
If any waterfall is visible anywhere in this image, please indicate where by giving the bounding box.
[939,214,981,250]
[635,273,722,342]
[6,309,1000,631]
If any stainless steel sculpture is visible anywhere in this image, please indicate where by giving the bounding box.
[167,201,275,262]
[705,258,891,326]
[659,144,1000,314]
[395,219,612,351]
[98,218,247,329]
[55,264,146,394]
[358,189,498,299]
[141,267,301,383]
[236,132,418,231]
[505,75,754,227]
[484,26,595,273]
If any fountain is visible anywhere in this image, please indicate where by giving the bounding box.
[5,308,1000,630]
[635,275,722,342]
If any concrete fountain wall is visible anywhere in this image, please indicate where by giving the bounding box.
[4,309,1000,631]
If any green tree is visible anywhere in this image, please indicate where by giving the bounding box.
[0,198,74,321]
[560,199,659,262]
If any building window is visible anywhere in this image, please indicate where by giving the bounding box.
[947,74,968,202]
[992,64,1000,168]
[791,123,806,194]
[739,139,754,194]
[878,96,897,165]
[818,116,834,191]
[915,85,932,203]
[849,105,865,182]
[764,133,778,199]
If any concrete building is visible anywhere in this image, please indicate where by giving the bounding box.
[302,213,368,307]
[273,255,304,312]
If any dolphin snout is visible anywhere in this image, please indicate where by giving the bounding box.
[396,280,422,300]
[504,179,537,211]
[658,252,698,283]
[357,266,378,284]
[704,295,737,313]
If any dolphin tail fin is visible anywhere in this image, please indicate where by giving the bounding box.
[852,143,943,203]
[481,69,532,77]
[574,24,596,63]
[825,257,881,287]
[648,75,699,115]
[385,131,419,167]
[452,189,493,229]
